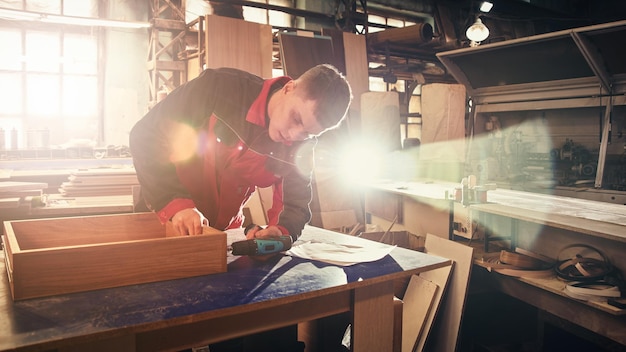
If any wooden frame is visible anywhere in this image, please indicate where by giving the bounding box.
[2,212,226,300]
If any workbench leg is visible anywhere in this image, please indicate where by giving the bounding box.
[448,200,454,240]
[511,218,518,250]
[351,281,395,352]
[481,211,491,252]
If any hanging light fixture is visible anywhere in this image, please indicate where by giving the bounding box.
[466,17,490,46]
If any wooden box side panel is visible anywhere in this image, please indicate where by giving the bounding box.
[11,232,227,300]
[164,223,226,237]
[1,234,16,299]
[9,213,165,250]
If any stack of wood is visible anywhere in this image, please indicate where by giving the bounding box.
[58,168,139,197]
[0,181,48,208]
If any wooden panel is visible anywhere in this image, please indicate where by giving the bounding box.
[361,91,402,152]
[402,275,438,352]
[342,32,370,120]
[422,234,474,352]
[204,15,272,77]
[279,33,363,226]
[403,196,450,239]
[278,33,336,78]
[420,83,466,162]
[320,28,347,74]
[413,263,452,352]
[3,213,226,300]
[352,281,395,352]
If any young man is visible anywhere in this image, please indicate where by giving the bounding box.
[130,64,352,241]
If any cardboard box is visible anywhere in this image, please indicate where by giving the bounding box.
[2,212,226,300]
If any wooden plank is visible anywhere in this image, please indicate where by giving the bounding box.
[59,169,140,196]
[0,181,47,193]
[422,234,474,352]
[70,168,136,176]
[67,174,139,185]
[413,264,452,352]
[205,15,272,77]
[402,275,438,352]
[0,197,20,209]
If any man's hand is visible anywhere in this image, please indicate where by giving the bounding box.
[245,225,283,240]
[171,207,208,236]
[244,225,286,261]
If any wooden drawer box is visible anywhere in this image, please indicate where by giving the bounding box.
[2,212,226,300]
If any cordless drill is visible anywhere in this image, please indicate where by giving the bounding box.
[229,224,293,256]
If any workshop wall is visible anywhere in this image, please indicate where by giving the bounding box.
[470,106,626,190]
[101,0,149,147]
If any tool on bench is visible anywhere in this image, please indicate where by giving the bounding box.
[228,224,293,256]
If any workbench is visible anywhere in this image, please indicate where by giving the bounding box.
[0,225,451,351]
[363,181,626,347]
[469,189,626,347]
[364,180,456,239]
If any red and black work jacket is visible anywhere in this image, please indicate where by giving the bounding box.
[130,68,314,238]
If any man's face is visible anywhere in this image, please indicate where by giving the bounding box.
[268,81,324,145]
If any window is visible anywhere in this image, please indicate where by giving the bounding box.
[0,0,99,150]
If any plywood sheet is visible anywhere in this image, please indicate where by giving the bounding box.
[204,15,272,77]
[279,32,362,226]
[278,33,336,78]
[420,83,466,162]
[402,275,438,352]
[320,28,347,74]
[361,91,402,152]
[412,263,452,352]
[0,181,47,193]
[342,32,369,118]
[422,234,474,352]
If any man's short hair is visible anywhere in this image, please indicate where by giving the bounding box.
[296,64,353,132]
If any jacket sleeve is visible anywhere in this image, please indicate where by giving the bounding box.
[266,140,316,239]
[129,69,219,220]
[274,168,313,239]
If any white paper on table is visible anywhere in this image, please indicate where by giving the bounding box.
[285,239,396,266]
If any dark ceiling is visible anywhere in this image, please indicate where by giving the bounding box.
[207,0,626,83]
[362,0,626,82]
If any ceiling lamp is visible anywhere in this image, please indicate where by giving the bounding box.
[466,18,490,46]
